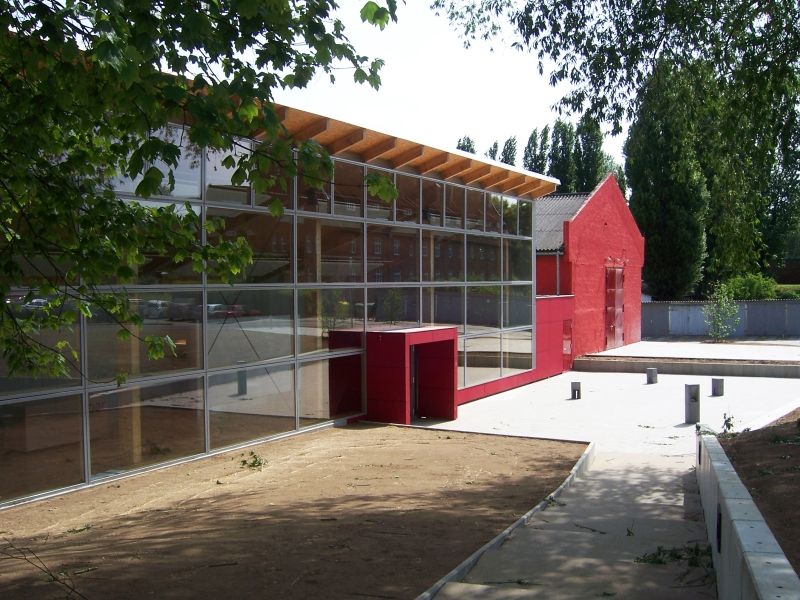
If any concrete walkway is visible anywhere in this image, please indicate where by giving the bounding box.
[422,341,800,598]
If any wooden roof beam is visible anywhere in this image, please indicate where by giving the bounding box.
[460,164,491,184]
[440,158,473,180]
[391,145,424,168]
[360,137,397,162]
[513,180,543,197]
[328,128,366,155]
[499,175,527,193]
[293,117,329,142]
[415,152,449,174]
[479,171,511,189]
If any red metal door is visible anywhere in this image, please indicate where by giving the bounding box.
[605,267,624,349]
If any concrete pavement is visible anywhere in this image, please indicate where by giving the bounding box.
[421,341,800,598]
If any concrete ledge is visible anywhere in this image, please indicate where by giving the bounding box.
[696,432,800,599]
[574,355,800,378]
[416,441,596,600]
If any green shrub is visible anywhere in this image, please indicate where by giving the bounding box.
[777,289,800,300]
[704,283,740,341]
[723,273,778,300]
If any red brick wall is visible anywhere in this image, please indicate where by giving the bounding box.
[565,176,644,357]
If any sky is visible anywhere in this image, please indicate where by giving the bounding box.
[274,2,626,169]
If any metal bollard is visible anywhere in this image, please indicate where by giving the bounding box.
[711,378,724,397]
[685,384,700,424]
[571,381,581,399]
[237,360,247,396]
[646,367,658,384]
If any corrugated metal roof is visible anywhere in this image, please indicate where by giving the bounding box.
[535,192,591,251]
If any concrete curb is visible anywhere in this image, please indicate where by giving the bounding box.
[574,356,800,378]
[415,440,596,600]
[696,431,800,599]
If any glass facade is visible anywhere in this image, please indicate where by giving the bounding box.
[0,137,536,505]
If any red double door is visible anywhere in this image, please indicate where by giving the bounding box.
[605,267,624,349]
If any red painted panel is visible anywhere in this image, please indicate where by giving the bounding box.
[455,295,574,405]
[328,354,363,418]
[536,254,572,296]
[365,328,458,424]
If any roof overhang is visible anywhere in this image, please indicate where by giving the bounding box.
[270,104,559,201]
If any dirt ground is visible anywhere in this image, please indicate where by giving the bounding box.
[720,407,800,575]
[0,424,586,599]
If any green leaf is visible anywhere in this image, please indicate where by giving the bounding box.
[366,172,398,203]
[238,101,259,123]
[267,198,284,218]
[361,2,392,30]
[135,166,165,198]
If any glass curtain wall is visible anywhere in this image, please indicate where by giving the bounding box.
[0,128,536,504]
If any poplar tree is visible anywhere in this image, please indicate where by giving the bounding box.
[523,130,538,172]
[625,61,709,300]
[548,120,576,192]
[499,136,518,166]
[457,136,477,153]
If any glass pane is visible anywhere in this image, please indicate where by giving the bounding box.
[0,253,74,288]
[367,288,419,330]
[504,238,533,281]
[445,185,465,228]
[503,329,533,374]
[366,168,392,220]
[333,161,364,217]
[129,201,201,284]
[467,286,501,333]
[298,288,364,355]
[0,315,81,397]
[297,168,331,213]
[396,173,420,223]
[89,377,204,477]
[207,289,293,368]
[519,201,533,237]
[467,235,501,282]
[421,179,444,226]
[87,292,202,381]
[422,231,463,282]
[297,217,363,283]
[466,189,484,231]
[0,394,84,502]
[151,125,202,199]
[255,171,294,212]
[298,355,363,425]
[207,207,292,284]
[422,287,464,332]
[486,193,503,233]
[206,141,251,204]
[458,337,466,389]
[465,334,502,387]
[503,197,519,235]
[209,364,295,449]
[504,285,534,327]
[366,225,419,283]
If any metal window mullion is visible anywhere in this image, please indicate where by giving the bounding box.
[292,150,301,432]
[530,200,537,366]
[80,301,91,484]
[200,146,211,453]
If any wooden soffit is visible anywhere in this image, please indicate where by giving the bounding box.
[272,104,559,200]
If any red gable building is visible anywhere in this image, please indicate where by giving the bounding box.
[535,174,644,361]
